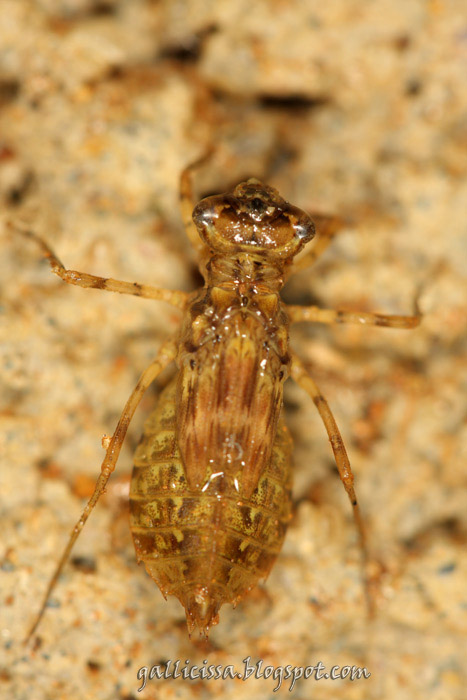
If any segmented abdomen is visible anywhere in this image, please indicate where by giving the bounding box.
[129,374,293,635]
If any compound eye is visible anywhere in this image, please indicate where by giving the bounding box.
[294,219,315,243]
[193,200,217,229]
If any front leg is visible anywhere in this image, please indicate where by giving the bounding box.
[292,213,347,272]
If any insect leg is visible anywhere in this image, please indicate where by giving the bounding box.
[290,352,374,614]
[293,214,347,272]
[25,338,177,643]
[10,224,188,309]
[179,150,213,256]
[287,304,421,329]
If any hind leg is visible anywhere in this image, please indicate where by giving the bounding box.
[290,352,374,614]
[25,338,177,642]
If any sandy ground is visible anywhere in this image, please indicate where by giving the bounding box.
[1,1,466,699]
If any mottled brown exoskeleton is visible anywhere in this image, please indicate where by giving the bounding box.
[17,159,420,640]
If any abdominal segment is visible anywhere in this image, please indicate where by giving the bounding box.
[129,375,293,637]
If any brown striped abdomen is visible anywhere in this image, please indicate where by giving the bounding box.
[129,374,293,636]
